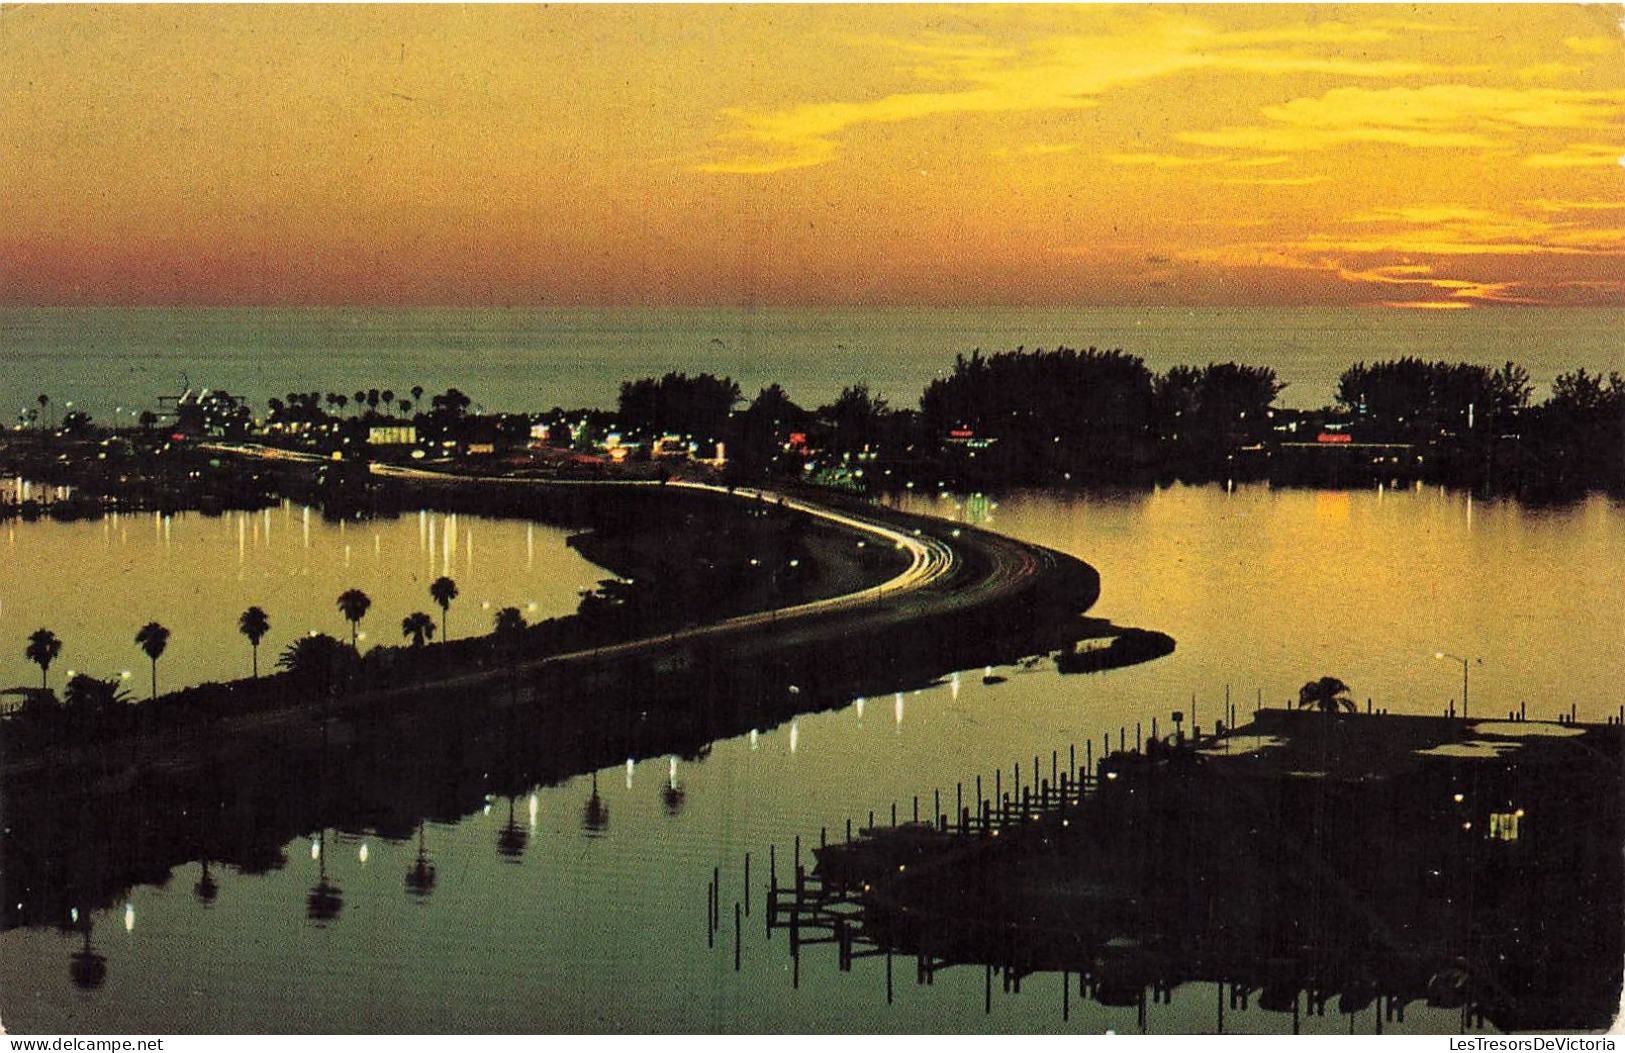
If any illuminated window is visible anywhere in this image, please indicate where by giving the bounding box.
[1489,812,1520,841]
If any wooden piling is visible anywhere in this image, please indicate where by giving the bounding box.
[821,826,827,849]
[793,835,800,874]
[886,948,894,1004]
[1063,970,1070,1022]
[913,795,919,823]
[1136,722,1141,751]
[733,901,742,971]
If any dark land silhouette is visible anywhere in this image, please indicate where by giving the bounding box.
[773,709,1623,1034]
[5,351,1622,519]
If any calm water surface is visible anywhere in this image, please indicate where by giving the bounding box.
[0,503,602,694]
[0,484,1619,1032]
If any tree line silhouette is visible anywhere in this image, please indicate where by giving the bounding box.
[12,349,1621,506]
[11,575,470,732]
[604,351,1620,498]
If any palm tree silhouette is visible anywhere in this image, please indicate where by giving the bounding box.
[238,606,271,678]
[194,860,220,906]
[429,576,458,641]
[306,830,343,925]
[581,771,609,835]
[64,673,130,713]
[68,919,107,990]
[662,756,687,817]
[496,797,529,862]
[405,822,437,899]
[135,622,169,699]
[493,606,527,637]
[1297,676,1356,714]
[401,611,436,647]
[335,589,372,648]
[25,628,62,690]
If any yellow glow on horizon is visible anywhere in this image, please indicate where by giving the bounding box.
[1,4,1620,308]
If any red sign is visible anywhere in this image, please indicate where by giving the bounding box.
[1317,432,1352,444]
[949,429,976,439]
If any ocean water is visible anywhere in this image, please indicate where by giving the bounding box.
[2,306,1620,422]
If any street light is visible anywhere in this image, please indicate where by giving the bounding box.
[1435,651,1478,719]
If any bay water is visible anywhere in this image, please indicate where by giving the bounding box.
[0,482,1619,1032]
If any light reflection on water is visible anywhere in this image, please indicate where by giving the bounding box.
[0,499,603,694]
[0,483,1619,1032]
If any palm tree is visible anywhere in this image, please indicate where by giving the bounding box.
[135,621,169,699]
[276,633,358,699]
[429,576,458,640]
[194,860,220,906]
[1297,676,1356,714]
[238,606,271,678]
[496,797,528,862]
[335,589,372,648]
[493,606,527,637]
[401,611,436,648]
[25,628,62,690]
[405,822,436,898]
[63,673,130,714]
[581,770,609,834]
[68,920,107,991]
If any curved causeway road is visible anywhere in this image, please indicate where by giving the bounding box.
[206,445,1092,690]
[364,464,1030,671]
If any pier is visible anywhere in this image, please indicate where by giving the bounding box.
[724,708,1624,1034]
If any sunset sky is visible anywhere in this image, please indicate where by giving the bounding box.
[2,4,1621,309]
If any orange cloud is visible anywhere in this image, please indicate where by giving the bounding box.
[1524,143,1624,167]
[1183,85,1625,155]
[697,15,1462,174]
